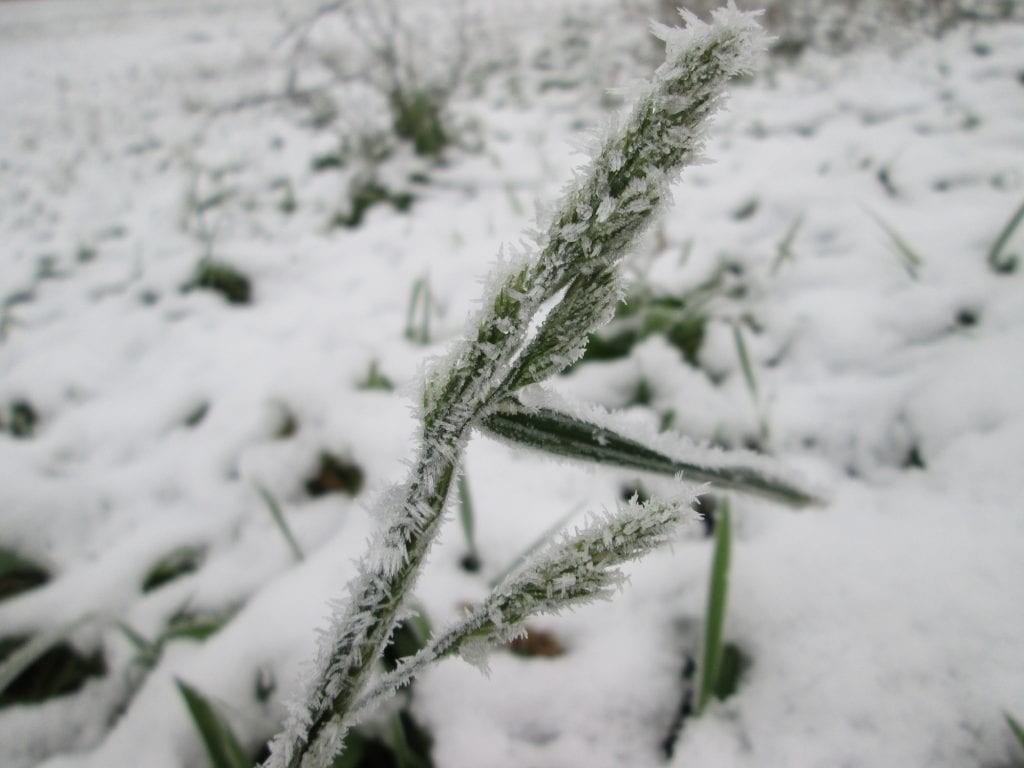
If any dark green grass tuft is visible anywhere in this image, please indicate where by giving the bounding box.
[331,181,414,229]
[2,400,38,438]
[190,260,252,305]
[305,453,365,498]
[0,635,106,707]
[391,90,448,158]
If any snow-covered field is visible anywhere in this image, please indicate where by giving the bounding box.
[2,1,1023,766]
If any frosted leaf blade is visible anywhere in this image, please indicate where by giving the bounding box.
[481,406,816,507]
[352,496,694,721]
[508,268,622,390]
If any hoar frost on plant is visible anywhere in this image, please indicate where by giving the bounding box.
[349,492,699,719]
[263,5,769,767]
[503,386,819,504]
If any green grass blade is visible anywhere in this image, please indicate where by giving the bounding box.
[164,615,233,643]
[0,616,91,696]
[482,407,816,507]
[988,198,1024,274]
[420,280,431,346]
[383,712,430,768]
[115,622,152,654]
[771,214,803,275]
[732,323,758,401]
[404,276,431,345]
[404,278,423,343]
[696,499,731,716]
[256,485,304,562]
[869,211,924,279]
[457,474,480,569]
[176,679,251,768]
[116,622,161,669]
[732,322,770,442]
[142,546,205,593]
[1007,712,1024,753]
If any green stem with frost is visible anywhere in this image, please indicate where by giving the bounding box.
[264,8,768,767]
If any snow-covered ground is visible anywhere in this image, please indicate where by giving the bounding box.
[1,1,1023,766]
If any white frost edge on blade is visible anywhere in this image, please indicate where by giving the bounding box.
[512,384,820,499]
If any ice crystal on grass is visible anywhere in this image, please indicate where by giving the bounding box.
[485,388,817,507]
[263,6,770,767]
[350,494,697,718]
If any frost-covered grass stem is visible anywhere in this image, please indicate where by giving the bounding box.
[263,7,767,767]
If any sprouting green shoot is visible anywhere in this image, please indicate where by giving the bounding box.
[116,621,152,656]
[457,474,480,571]
[988,198,1024,274]
[732,322,769,442]
[732,322,757,402]
[177,679,251,768]
[870,211,924,279]
[256,484,305,562]
[771,214,803,274]
[359,359,395,391]
[116,622,161,670]
[404,276,432,345]
[1007,712,1024,754]
[696,498,732,716]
